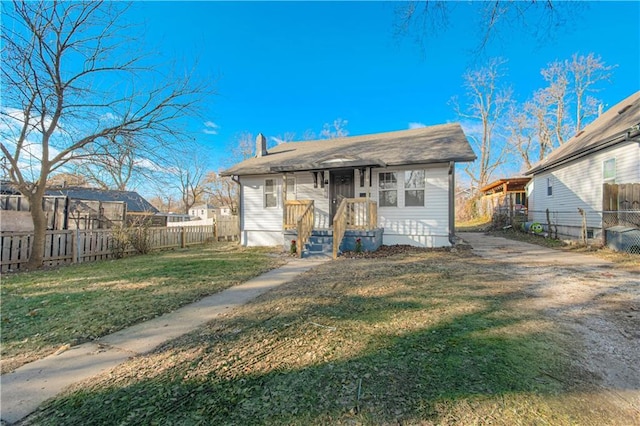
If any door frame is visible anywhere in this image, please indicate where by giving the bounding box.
[329,169,354,225]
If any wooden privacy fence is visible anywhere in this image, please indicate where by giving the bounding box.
[214,216,240,241]
[603,183,640,211]
[0,225,224,272]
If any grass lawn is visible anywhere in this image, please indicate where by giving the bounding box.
[22,247,637,425]
[0,243,284,373]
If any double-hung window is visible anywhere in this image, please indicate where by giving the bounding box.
[285,177,296,200]
[264,179,277,208]
[404,170,425,206]
[378,172,398,207]
[603,158,616,183]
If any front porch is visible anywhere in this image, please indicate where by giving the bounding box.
[283,198,381,258]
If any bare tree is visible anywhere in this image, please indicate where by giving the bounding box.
[204,132,257,214]
[165,150,208,214]
[46,172,90,188]
[394,1,578,55]
[0,1,211,269]
[203,171,239,214]
[320,118,349,139]
[71,133,161,191]
[270,132,296,145]
[569,53,615,132]
[505,104,535,171]
[148,193,178,213]
[454,58,512,190]
[539,60,572,146]
[537,53,614,146]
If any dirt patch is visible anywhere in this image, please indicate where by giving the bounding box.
[465,233,640,414]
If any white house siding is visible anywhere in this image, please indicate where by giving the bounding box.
[239,172,331,246]
[528,142,639,240]
[240,175,283,246]
[371,164,451,247]
[294,172,331,229]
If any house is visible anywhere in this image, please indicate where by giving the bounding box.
[1,184,160,231]
[45,187,159,229]
[525,91,640,243]
[221,124,476,256]
[188,204,232,221]
[479,177,531,217]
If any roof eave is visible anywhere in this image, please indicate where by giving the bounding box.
[526,131,637,175]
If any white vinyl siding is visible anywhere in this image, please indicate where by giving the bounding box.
[372,164,451,247]
[295,172,330,229]
[241,175,283,246]
[528,142,640,240]
[285,177,296,200]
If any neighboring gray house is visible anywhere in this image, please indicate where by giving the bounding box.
[45,187,159,229]
[525,91,640,241]
[221,124,476,255]
[1,186,158,231]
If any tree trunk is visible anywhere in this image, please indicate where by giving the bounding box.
[27,192,47,269]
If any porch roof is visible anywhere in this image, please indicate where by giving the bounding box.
[220,123,476,176]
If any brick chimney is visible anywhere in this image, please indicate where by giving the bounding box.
[256,133,268,157]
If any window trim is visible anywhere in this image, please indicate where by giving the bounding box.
[547,177,553,197]
[264,178,277,208]
[603,158,616,183]
[378,171,398,207]
[285,176,296,200]
[404,170,426,207]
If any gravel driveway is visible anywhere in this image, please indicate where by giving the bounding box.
[460,232,640,413]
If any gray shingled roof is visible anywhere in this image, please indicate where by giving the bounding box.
[45,187,158,213]
[526,91,640,175]
[221,123,476,176]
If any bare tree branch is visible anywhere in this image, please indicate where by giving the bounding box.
[0,1,214,268]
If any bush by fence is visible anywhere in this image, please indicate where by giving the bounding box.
[1,220,239,272]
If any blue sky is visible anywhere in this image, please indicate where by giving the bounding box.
[133,1,639,174]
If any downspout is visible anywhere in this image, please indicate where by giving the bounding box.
[448,161,456,246]
[231,175,243,245]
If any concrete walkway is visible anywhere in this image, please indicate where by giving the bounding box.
[1,257,329,425]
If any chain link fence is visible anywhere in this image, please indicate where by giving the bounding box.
[492,207,640,254]
[602,210,640,253]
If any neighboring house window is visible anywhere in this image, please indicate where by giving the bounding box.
[379,172,398,207]
[404,170,425,207]
[603,158,616,183]
[264,179,277,208]
[547,177,553,196]
[285,177,296,200]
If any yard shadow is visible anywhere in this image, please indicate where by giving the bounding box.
[23,251,633,425]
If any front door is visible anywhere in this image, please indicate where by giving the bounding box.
[330,170,354,224]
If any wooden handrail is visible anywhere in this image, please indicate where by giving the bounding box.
[296,201,314,257]
[332,198,348,259]
[284,200,313,230]
[333,198,378,259]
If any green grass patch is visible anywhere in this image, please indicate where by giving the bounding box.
[24,249,634,425]
[1,243,283,372]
